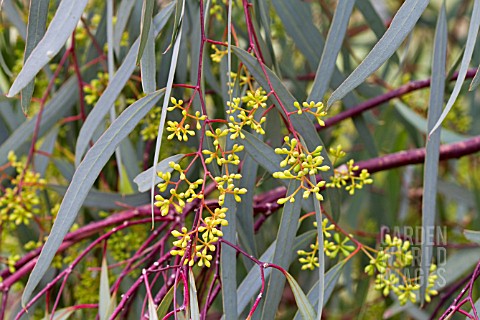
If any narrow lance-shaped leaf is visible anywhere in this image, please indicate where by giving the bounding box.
[99,257,111,320]
[293,262,346,320]
[261,180,302,319]
[137,0,154,64]
[420,2,447,304]
[327,0,429,107]
[113,0,135,54]
[75,3,175,166]
[21,0,50,113]
[285,272,317,320]
[430,0,480,135]
[310,175,325,319]
[7,0,90,97]
[308,0,355,102]
[189,269,200,320]
[150,0,185,222]
[469,63,480,91]
[141,25,157,93]
[21,90,164,306]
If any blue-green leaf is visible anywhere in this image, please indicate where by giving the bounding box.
[430,0,480,135]
[133,154,185,192]
[285,272,316,320]
[7,0,89,97]
[137,0,155,64]
[75,3,175,166]
[261,180,302,319]
[99,257,111,320]
[328,0,429,107]
[420,2,446,303]
[114,0,135,54]
[21,0,50,113]
[308,0,355,102]
[469,64,480,90]
[141,25,156,93]
[189,269,200,320]
[21,90,164,306]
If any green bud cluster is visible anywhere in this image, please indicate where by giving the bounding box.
[226,89,268,139]
[273,136,329,203]
[0,152,46,229]
[365,235,439,305]
[326,159,373,195]
[83,72,109,105]
[293,101,327,126]
[166,97,206,142]
[154,162,204,216]
[298,219,354,270]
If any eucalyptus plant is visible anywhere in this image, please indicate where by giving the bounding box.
[1,0,480,319]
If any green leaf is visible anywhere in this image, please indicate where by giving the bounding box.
[464,230,480,244]
[328,0,429,107]
[221,141,238,320]
[141,25,156,93]
[7,0,89,97]
[261,180,302,319]
[150,1,185,221]
[240,131,283,183]
[21,0,50,113]
[113,0,135,54]
[137,0,155,64]
[189,269,200,320]
[235,231,316,317]
[157,286,175,319]
[75,3,175,166]
[272,0,324,68]
[420,3,446,304]
[355,1,399,65]
[285,272,316,320]
[469,64,480,90]
[133,154,185,192]
[310,175,325,318]
[293,261,345,320]
[99,257,111,320]
[21,90,164,306]
[119,164,135,194]
[308,0,355,102]
[148,295,159,320]
[430,0,480,135]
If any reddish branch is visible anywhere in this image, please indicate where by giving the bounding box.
[318,68,478,130]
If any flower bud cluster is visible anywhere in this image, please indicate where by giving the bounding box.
[293,101,327,126]
[298,219,354,270]
[326,159,373,195]
[154,162,204,216]
[365,235,439,305]
[226,88,268,139]
[273,136,329,203]
[166,97,206,141]
[0,151,46,229]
